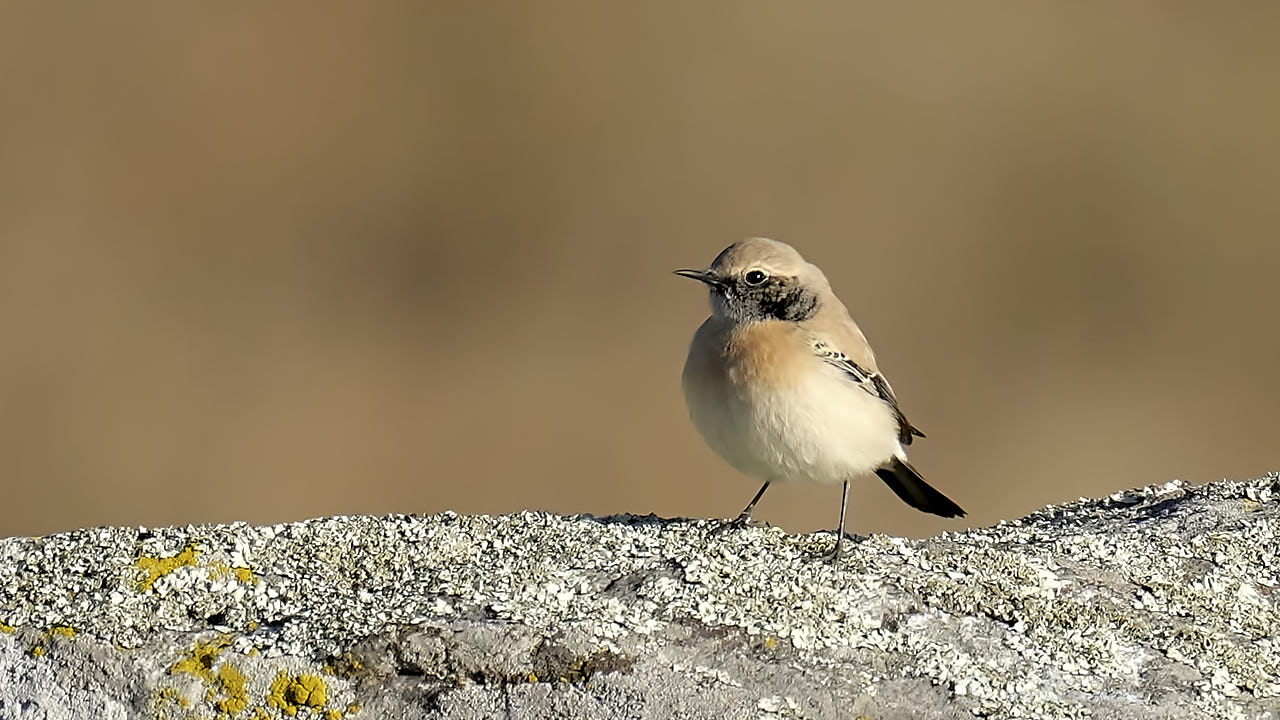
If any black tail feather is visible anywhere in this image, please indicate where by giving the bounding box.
[874,458,966,518]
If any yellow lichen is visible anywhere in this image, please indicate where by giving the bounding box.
[267,672,329,716]
[24,626,80,658]
[208,562,259,585]
[214,663,250,714]
[323,653,364,679]
[159,687,180,704]
[0,621,14,633]
[168,636,252,716]
[345,704,362,716]
[136,546,199,591]
[170,635,232,683]
[154,686,192,711]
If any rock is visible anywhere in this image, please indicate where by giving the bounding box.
[2,475,1279,719]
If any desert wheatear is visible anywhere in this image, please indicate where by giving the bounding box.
[676,238,964,559]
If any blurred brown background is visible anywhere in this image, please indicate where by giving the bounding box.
[1,3,1276,539]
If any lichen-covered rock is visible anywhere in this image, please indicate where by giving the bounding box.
[1,475,1278,719]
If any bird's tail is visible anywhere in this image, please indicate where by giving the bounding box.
[874,457,966,518]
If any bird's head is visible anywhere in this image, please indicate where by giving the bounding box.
[675,237,828,323]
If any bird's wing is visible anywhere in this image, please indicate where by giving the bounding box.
[812,339,925,445]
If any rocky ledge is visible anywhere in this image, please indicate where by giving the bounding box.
[1,475,1278,720]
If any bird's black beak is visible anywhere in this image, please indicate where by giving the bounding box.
[673,269,725,288]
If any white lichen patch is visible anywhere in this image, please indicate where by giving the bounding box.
[1,474,1278,718]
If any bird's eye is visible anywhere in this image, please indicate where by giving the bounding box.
[744,269,768,286]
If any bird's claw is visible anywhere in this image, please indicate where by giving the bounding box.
[712,513,767,534]
[820,533,850,563]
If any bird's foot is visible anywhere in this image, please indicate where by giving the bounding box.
[713,513,768,534]
[820,533,851,563]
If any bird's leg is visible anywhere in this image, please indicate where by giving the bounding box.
[822,480,851,562]
[736,480,772,522]
[718,481,771,530]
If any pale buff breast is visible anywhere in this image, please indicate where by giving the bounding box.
[722,321,812,394]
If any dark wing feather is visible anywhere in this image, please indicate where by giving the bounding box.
[813,341,925,445]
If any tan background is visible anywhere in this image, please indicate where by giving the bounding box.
[1,4,1276,539]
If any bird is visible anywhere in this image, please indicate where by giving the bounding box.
[675,237,964,559]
